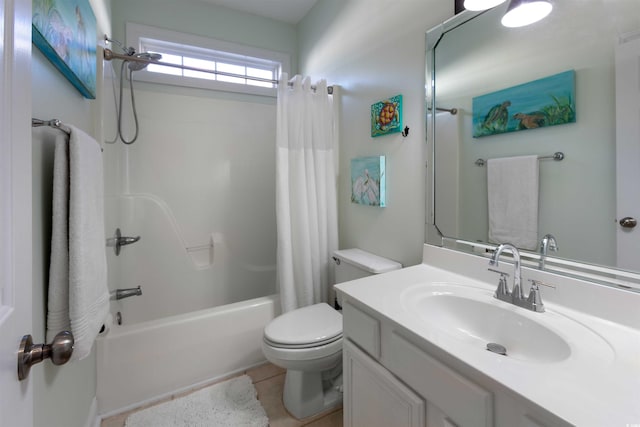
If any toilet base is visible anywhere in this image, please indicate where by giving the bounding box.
[282,367,343,419]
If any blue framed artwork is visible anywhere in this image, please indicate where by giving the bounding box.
[33,0,97,99]
[371,95,403,137]
[351,156,386,207]
[472,70,575,138]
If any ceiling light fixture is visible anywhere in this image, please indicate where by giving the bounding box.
[463,0,507,11]
[501,0,553,28]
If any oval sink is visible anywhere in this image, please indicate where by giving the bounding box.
[399,282,594,363]
[412,293,571,363]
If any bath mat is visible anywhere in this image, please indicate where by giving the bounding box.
[124,375,269,427]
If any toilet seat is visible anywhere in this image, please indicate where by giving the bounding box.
[264,303,342,348]
[262,334,343,362]
[264,333,342,349]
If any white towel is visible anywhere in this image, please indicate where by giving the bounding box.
[47,126,109,361]
[487,155,539,250]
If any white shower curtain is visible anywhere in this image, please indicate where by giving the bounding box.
[276,73,339,313]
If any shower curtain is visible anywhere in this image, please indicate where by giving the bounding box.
[276,74,339,313]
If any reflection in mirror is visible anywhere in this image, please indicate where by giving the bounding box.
[426,1,640,290]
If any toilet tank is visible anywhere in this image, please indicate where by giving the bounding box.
[332,248,402,283]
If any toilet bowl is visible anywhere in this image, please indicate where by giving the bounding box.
[262,302,343,419]
[263,249,402,419]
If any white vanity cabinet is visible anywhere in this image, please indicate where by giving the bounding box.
[342,300,565,427]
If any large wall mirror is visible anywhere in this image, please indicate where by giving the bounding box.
[426,1,640,290]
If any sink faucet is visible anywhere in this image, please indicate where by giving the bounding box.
[488,243,545,313]
[489,243,523,301]
[539,234,558,269]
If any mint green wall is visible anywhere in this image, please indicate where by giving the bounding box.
[297,0,453,267]
[111,0,297,74]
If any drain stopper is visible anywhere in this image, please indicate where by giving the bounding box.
[486,342,507,356]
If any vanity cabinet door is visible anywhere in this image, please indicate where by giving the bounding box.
[344,339,425,427]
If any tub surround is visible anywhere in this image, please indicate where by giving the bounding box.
[336,244,640,426]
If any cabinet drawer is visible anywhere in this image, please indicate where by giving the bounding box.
[388,332,493,427]
[343,302,381,359]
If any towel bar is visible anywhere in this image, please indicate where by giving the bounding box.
[475,152,564,166]
[32,118,71,134]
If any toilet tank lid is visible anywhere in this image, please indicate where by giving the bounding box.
[333,248,402,274]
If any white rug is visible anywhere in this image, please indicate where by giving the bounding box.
[124,375,269,427]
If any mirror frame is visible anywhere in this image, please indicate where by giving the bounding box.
[425,10,640,292]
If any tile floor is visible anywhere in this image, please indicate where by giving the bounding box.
[101,363,343,427]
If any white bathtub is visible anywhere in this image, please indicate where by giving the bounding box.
[96,294,279,416]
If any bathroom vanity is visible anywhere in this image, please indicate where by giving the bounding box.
[335,245,640,427]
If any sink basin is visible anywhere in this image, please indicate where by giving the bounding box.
[402,283,574,363]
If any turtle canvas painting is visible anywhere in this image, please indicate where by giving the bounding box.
[472,70,575,138]
[371,95,403,137]
[351,156,386,207]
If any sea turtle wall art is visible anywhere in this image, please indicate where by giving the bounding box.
[371,95,403,137]
[472,70,575,138]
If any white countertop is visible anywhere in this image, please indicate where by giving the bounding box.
[335,245,640,427]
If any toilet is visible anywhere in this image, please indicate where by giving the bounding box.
[262,248,402,419]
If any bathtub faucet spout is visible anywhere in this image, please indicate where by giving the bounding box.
[111,286,142,300]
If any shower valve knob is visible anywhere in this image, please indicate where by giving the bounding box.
[106,228,141,255]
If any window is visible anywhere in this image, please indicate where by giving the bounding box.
[125,23,290,97]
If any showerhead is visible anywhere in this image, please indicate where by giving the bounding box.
[127,52,162,71]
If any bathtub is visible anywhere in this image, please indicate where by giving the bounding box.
[96,294,279,416]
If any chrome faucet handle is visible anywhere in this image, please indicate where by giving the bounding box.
[487,268,509,277]
[488,268,511,302]
[527,278,556,289]
[524,280,545,313]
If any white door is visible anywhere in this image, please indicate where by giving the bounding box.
[0,0,33,426]
[615,32,640,271]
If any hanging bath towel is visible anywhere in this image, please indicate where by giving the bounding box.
[487,155,539,250]
[46,126,109,361]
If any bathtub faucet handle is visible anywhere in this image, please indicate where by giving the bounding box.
[106,228,141,256]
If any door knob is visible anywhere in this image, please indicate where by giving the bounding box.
[619,217,637,229]
[17,331,74,381]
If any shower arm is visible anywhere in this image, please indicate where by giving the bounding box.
[104,36,135,56]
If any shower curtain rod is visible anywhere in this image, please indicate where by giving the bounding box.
[103,48,334,94]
